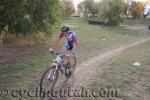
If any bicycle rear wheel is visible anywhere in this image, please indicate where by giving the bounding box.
[39,65,59,91]
[70,56,76,73]
[65,56,77,78]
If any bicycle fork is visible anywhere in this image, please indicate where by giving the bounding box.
[47,63,58,80]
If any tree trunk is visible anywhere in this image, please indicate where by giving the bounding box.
[0,31,6,47]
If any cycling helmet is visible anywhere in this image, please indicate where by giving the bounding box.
[61,25,70,32]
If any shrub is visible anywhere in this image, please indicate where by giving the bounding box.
[100,0,125,26]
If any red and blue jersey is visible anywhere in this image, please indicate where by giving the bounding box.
[59,31,78,46]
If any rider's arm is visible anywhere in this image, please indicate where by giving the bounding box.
[51,32,64,50]
[56,32,64,43]
[55,32,66,52]
[55,32,65,43]
[59,32,65,39]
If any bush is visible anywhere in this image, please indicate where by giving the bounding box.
[106,17,123,26]
[100,0,125,26]
[16,17,34,34]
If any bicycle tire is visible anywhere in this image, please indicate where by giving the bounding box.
[71,56,77,73]
[39,65,59,91]
[65,56,77,78]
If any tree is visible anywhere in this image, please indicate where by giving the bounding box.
[130,2,144,18]
[0,0,25,33]
[100,0,126,26]
[78,2,89,17]
[78,0,101,17]
[0,0,62,35]
[92,1,103,16]
[61,0,75,16]
[123,0,130,18]
[0,25,8,47]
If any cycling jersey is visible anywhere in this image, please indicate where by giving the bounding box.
[59,31,78,51]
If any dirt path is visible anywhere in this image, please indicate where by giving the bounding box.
[44,37,150,100]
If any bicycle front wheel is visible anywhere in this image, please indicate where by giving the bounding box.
[39,65,59,91]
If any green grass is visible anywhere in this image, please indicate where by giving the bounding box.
[0,17,150,99]
[0,55,53,99]
[60,17,150,63]
[123,19,150,26]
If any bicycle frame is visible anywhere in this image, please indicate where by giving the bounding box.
[51,53,64,71]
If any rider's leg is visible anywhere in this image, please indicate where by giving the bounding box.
[69,44,77,66]
[64,42,77,66]
[66,51,72,65]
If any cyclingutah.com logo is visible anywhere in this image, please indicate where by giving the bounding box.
[0,87,120,99]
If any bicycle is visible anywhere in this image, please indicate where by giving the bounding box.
[39,49,76,90]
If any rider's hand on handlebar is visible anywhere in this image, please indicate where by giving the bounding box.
[49,48,54,54]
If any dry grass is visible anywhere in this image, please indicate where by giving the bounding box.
[3,33,46,46]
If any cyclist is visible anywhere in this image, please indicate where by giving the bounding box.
[50,25,78,64]
[59,24,78,55]
[49,24,78,77]
[58,24,78,76]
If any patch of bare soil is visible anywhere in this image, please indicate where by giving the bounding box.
[0,45,47,67]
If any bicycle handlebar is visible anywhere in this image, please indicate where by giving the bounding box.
[49,49,65,57]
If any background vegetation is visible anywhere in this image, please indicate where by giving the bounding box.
[0,0,62,34]
[0,0,150,46]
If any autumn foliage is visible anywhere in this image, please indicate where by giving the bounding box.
[131,2,144,18]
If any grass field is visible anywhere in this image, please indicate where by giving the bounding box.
[0,17,150,100]
[88,40,150,100]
